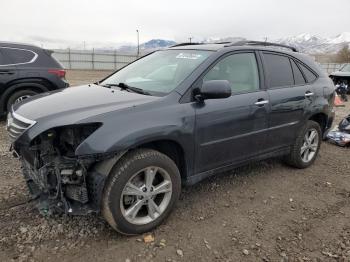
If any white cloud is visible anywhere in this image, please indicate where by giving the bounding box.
[1,0,349,48]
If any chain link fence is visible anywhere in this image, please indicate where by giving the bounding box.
[52,49,140,70]
[318,63,344,74]
[52,49,346,75]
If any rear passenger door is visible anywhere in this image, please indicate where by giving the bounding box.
[261,52,313,150]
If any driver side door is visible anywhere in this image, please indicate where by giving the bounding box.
[194,52,269,174]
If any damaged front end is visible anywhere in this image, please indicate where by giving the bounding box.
[12,121,108,215]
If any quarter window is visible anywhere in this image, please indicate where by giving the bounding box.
[263,53,294,88]
[298,63,317,83]
[203,53,259,94]
[290,59,306,85]
[0,49,12,66]
[2,47,36,64]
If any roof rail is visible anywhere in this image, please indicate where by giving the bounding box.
[225,40,298,52]
[170,42,204,48]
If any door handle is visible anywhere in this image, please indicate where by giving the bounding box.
[305,91,314,97]
[254,100,269,106]
[0,71,14,75]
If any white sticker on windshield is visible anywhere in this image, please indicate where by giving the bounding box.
[176,53,202,60]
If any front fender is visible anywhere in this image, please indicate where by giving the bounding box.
[74,100,196,159]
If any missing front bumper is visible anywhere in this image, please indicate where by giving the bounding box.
[21,157,106,216]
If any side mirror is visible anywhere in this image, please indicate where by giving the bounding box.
[195,80,232,101]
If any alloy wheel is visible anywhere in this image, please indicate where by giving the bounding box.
[14,95,31,104]
[120,166,172,225]
[300,128,319,163]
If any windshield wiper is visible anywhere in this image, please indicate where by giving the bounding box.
[102,83,150,95]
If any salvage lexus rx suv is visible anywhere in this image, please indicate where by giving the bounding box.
[0,42,68,116]
[7,41,335,235]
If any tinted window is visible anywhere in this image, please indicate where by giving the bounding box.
[298,63,317,82]
[203,53,259,94]
[290,59,306,85]
[2,48,36,64]
[0,49,12,66]
[0,51,5,65]
[263,53,294,88]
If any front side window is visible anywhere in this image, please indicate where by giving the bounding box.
[263,53,294,88]
[203,53,259,94]
[101,50,212,95]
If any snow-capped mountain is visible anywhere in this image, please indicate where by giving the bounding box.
[117,39,176,53]
[327,32,350,44]
[200,33,350,54]
[204,36,246,43]
[141,39,176,49]
[274,32,350,54]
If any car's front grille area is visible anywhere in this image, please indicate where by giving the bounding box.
[6,112,35,141]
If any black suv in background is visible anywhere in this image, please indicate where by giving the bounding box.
[7,41,335,235]
[0,42,68,115]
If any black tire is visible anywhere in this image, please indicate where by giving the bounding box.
[284,120,322,169]
[102,149,181,235]
[6,89,39,111]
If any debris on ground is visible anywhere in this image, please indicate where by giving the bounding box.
[0,72,349,261]
[327,114,350,146]
[176,249,184,257]
[143,234,155,243]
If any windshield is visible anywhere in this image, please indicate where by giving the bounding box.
[101,50,212,95]
[340,64,350,72]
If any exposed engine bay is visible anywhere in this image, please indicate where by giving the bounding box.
[18,124,106,215]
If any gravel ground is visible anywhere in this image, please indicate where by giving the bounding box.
[1,70,350,262]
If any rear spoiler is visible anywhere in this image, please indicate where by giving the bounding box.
[44,49,54,55]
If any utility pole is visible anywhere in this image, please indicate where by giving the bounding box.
[136,29,140,56]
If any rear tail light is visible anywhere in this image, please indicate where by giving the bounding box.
[48,69,66,79]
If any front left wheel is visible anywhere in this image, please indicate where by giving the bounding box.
[102,149,181,235]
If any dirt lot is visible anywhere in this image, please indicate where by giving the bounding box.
[1,70,350,262]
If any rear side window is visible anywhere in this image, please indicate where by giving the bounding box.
[2,47,37,64]
[290,60,306,85]
[0,50,6,65]
[0,49,12,66]
[298,63,317,83]
[263,53,294,88]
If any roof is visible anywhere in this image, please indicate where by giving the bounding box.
[0,41,41,50]
[169,43,227,51]
[169,41,298,52]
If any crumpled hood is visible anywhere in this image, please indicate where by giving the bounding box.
[13,84,159,123]
[330,71,350,77]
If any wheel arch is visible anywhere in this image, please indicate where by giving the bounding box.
[308,112,328,135]
[135,139,188,181]
[92,139,188,183]
[0,80,51,113]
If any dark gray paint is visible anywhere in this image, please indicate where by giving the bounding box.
[11,44,335,185]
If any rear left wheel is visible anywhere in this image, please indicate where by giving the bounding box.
[284,120,322,168]
[102,149,181,235]
[6,89,39,111]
